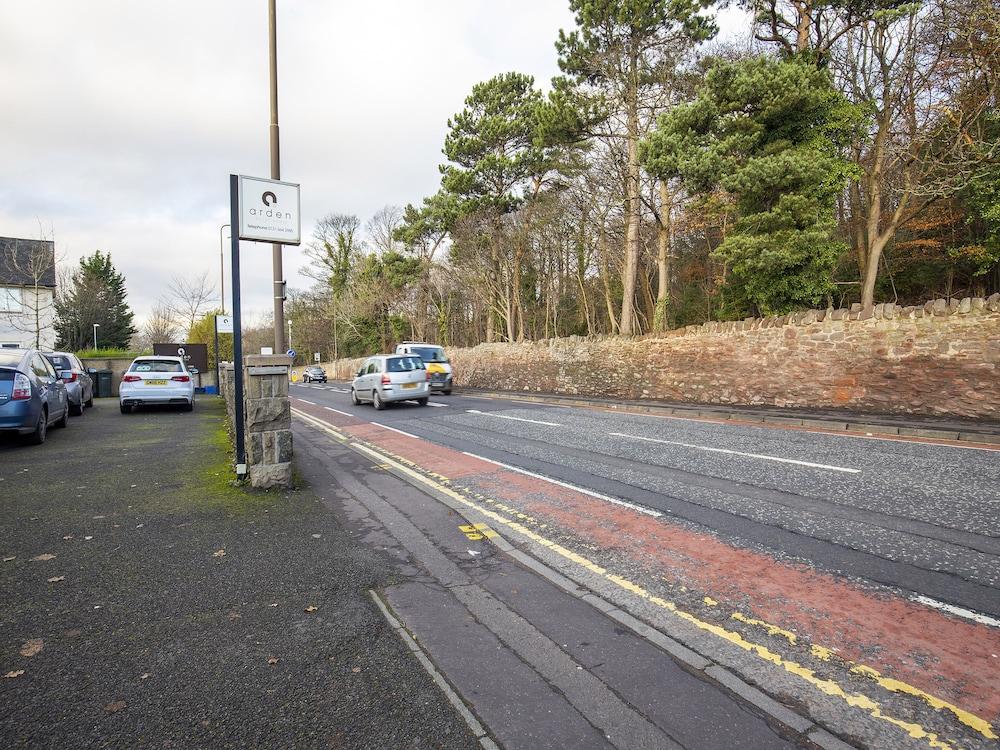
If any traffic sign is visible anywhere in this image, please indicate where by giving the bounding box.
[287,349,296,358]
[314,352,320,362]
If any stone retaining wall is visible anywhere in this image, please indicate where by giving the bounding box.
[301,295,1000,420]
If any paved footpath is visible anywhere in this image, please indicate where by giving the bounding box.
[290,382,1000,750]
[0,399,478,750]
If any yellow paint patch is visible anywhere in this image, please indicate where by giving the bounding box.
[302,422,994,748]
[703,596,719,607]
[731,612,797,645]
[811,644,835,661]
[460,523,498,541]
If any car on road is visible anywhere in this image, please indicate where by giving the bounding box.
[351,354,429,410]
[119,355,195,414]
[44,351,94,416]
[395,342,452,395]
[0,348,70,444]
[301,365,327,383]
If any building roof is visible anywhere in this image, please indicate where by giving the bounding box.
[0,237,56,288]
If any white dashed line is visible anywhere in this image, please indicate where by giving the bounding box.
[427,402,448,407]
[910,595,1000,629]
[461,451,662,518]
[466,409,561,427]
[297,399,316,405]
[324,406,353,417]
[371,422,421,440]
[610,432,860,474]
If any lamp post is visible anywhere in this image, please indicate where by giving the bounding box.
[219,224,230,315]
[268,0,286,353]
[92,323,100,350]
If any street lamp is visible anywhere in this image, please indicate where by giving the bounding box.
[219,224,230,315]
[92,323,100,350]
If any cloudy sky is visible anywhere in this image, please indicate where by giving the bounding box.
[1,2,744,325]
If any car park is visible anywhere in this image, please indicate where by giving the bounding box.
[0,348,70,444]
[301,365,327,383]
[394,342,452,394]
[351,354,429,410]
[119,355,195,414]
[44,351,94,416]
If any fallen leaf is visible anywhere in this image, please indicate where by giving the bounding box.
[104,700,127,713]
[351,667,361,673]
[19,639,43,657]
[135,524,144,529]
[31,553,56,561]
[62,535,74,540]
[93,515,105,520]
[212,549,226,558]
[140,673,151,680]
[5,670,25,678]
[311,534,321,539]
[47,576,65,583]
[269,603,279,607]
[228,611,241,621]
[304,605,318,613]
[2,556,14,563]
[267,657,279,665]
[84,536,93,541]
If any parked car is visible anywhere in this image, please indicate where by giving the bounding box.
[351,354,429,410]
[395,342,452,394]
[301,365,327,383]
[119,355,195,414]
[44,351,94,416]
[0,348,70,444]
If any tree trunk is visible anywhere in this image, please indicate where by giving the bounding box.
[620,111,641,335]
[598,226,619,333]
[653,181,672,332]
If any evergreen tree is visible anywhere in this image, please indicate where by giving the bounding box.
[642,56,861,314]
[55,251,136,350]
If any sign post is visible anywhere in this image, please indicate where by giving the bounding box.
[214,315,233,393]
[229,174,300,479]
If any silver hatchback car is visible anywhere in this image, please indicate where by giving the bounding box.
[351,354,429,410]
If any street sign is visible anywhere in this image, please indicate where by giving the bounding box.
[216,315,233,334]
[314,352,320,362]
[237,175,301,245]
[261,347,274,355]
[287,349,296,358]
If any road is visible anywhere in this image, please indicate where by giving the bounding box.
[289,382,1000,750]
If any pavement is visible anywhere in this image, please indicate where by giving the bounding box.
[0,398,479,749]
[288,381,1000,750]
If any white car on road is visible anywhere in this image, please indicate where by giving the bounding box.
[119,356,195,414]
[351,354,429,410]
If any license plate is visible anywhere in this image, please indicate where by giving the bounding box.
[402,382,417,389]
[146,379,168,385]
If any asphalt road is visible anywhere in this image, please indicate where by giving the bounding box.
[290,382,1000,621]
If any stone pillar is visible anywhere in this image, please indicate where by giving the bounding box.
[243,354,293,489]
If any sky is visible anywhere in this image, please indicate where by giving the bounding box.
[1,1,746,325]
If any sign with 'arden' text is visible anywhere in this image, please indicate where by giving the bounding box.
[238,175,301,245]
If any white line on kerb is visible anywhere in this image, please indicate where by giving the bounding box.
[466,409,561,427]
[324,406,353,417]
[371,422,421,440]
[297,399,316,405]
[910,595,1000,629]
[427,401,448,407]
[610,432,861,474]
[461,451,663,518]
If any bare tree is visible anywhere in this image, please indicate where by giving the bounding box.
[133,304,179,350]
[162,272,216,337]
[365,205,403,255]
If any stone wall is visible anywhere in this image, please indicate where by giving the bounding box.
[219,355,293,488]
[449,296,1000,419]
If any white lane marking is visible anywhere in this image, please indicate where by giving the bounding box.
[324,406,353,417]
[910,595,1000,629]
[427,401,448,407]
[461,451,663,518]
[291,408,347,441]
[297,399,316,405]
[610,432,860,474]
[335,388,349,393]
[371,422,421,440]
[466,409,561,427]
[310,385,324,389]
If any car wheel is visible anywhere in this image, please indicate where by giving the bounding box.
[85,393,94,408]
[417,397,428,407]
[351,388,360,405]
[443,389,452,396]
[120,403,131,415]
[27,408,47,444]
[373,390,386,411]
[71,400,84,416]
[55,405,69,428]
[184,400,194,412]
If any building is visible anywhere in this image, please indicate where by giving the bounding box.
[0,236,57,350]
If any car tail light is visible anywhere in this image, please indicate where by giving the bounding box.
[426,370,431,381]
[63,372,78,382]
[381,374,391,385]
[171,375,190,382]
[122,374,141,383]
[12,372,31,400]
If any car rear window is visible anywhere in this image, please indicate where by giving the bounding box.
[46,355,71,369]
[0,351,24,367]
[411,346,447,363]
[387,356,425,372]
[131,359,183,373]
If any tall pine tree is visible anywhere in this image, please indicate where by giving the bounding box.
[55,251,136,350]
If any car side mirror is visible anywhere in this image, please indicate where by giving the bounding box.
[357,369,364,377]
[59,370,73,381]
[87,368,97,375]
[188,367,199,374]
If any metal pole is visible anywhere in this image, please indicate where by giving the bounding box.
[214,319,220,395]
[219,224,229,315]
[268,0,286,353]
[92,323,99,350]
[229,174,247,477]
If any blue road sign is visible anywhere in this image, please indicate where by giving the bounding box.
[287,349,296,358]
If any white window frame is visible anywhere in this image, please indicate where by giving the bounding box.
[0,286,24,314]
